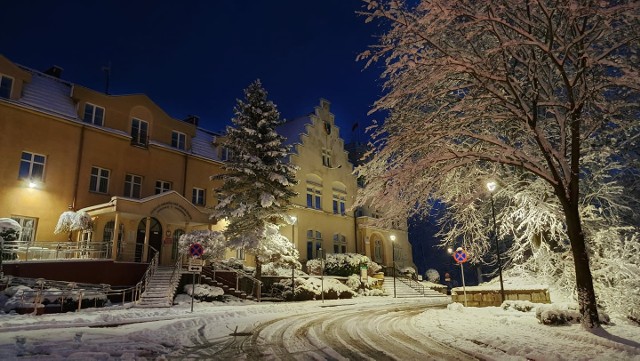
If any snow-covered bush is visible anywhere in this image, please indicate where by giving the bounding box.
[502,300,536,312]
[306,253,381,277]
[183,284,225,302]
[345,274,381,293]
[425,269,440,283]
[1,218,22,260]
[535,303,610,326]
[401,267,417,278]
[292,277,355,301]
[178,230,227,261]
[262,263,307,277]
[54,211,93,235]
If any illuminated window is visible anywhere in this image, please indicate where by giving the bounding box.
[83,103,104,126]
[236,248,245,260]
[124,174,142,198]
[19,151,46,182]
[171,131,186,150]
[90,166,110,193]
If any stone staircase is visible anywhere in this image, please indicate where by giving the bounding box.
[382,276,448,299]
[200,270,252,300]
[136,266,180,308]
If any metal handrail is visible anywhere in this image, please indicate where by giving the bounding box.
[136,247,159,304]
[395,266,427,296]
[166,256,183,300]
[203,261,262,302]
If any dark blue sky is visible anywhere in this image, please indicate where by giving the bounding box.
[1,1,383,141]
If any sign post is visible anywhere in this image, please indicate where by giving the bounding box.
[188,243,205,313]
[453,247,469,307]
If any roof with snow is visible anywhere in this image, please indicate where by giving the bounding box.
[192,128,221,160]
[17,66,78,120]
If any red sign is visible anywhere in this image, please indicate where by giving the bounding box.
[189,243,204,257]
[453,249,468,263]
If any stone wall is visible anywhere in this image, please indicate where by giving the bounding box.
[451,288,551,307]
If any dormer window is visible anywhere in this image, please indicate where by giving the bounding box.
[0,75,14,99]
[171,131,186,150]
[83,103,104,126]
[220,146,234,161]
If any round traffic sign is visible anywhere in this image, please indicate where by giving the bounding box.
[453,248,468,263]
[189,242,204,257]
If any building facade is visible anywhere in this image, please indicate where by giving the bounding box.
[0,55,415,271]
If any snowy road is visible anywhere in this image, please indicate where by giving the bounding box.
[1,296,639,360]
[175,301,477,360]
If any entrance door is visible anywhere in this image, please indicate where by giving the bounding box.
[135,218,163,263]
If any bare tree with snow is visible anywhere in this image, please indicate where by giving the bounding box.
[213,80,298,281]
[357,0,640,329]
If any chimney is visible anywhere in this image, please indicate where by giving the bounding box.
[184,115,199,127]
[44,66,64,78]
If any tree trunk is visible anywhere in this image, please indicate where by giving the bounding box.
[563,200,600,329]
[254,255,262,298]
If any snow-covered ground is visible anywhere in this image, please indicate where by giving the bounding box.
[0,293,638,360]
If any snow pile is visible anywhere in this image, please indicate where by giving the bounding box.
[536,303,610,326]
[183,284,225,302]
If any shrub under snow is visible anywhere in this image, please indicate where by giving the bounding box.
[535,303,610,326]
[306,253,382,277]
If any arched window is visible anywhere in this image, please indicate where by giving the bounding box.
[306,174,323,210]
[374,238,383,264]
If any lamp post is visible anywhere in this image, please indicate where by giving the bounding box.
[291,216,297,291]
[487,181,505,303]
[390,234,396,298]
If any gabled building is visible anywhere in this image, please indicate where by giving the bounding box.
[0,54,415,272]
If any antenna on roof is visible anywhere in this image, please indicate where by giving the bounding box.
[101,62,111,94]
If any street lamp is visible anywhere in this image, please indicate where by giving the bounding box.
[390,234,397,298]
[487,181,505,303]
[290,216,297,291]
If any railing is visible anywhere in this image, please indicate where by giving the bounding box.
[166,255,183,300]
[1,241,158,264]
[135,247,159,304]
[202,261,262,302]
[3,276,141,313]
[393,265,429,296]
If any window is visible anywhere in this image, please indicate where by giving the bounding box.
[10,216,37,244]
[103,220,124,258]
[0,75,14,99]
[172,229,185,260]
[124,174,142,198]
[236,248,245,260]
[306,186,322,209]
[83,103,105,126]
[220,146,234,161]
[374,239,383,263]
[90,166,110,193]
[155,180,172,194]
[333,234,347,253]
[322,148,332,167]
[306,230,323,259]
[332,194,346,215]
[171,131,186,150]
[19,151,46,181]
[131,118,148,146]
[192,187,205,205]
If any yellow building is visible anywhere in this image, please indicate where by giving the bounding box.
[0,54,415,271]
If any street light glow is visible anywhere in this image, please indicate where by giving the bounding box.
[291,215,297,224]
[486,181,497,192]
[390,234,396,242]
[447,247,453,254]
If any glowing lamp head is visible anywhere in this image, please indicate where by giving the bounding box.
[447,247,453,254]
[291,216,297,224]
[390,235,396,242]
[486,181,497,193]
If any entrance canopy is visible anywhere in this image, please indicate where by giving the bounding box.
[80,191,212,226]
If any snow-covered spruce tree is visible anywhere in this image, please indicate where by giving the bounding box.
[357,0,640,329]
[212,80,298,281]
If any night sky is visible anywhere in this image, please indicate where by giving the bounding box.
[1,1,382,141]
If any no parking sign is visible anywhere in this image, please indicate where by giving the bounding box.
[453,248,468,263]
